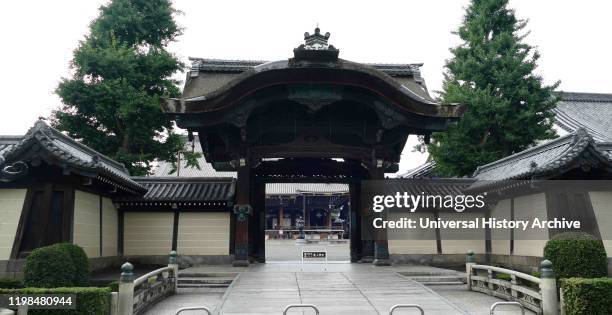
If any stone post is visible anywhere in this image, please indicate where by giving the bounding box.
[110,292,118,315]
[466,250,475,290]
[168,251,179,293]
[540,260,559,315]
[118,262,135,315]
[373,206,390,266]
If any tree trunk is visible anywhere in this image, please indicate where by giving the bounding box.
[121,132,130,153]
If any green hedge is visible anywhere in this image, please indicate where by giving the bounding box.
[561,278,612,315]
[53,243,89,286]
[24,245,76,288]
[0,287,110,315]
[24,243,89,288]
[543,232,607,280]
[107,281,119,292]
[0,278,23,289]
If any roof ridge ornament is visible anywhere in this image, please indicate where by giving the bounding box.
[293,26,339,62]
[304,26,331,50]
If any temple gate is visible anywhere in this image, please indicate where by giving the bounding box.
[162,28,463,266]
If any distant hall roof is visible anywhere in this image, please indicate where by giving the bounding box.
[123,177,235,203]
[473,128,612,181]
[553,92,612,142]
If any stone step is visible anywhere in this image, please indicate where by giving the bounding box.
[178,283,230,288]
[178,287,227,294]
[178,272,236,278]
[409,276,466,282]
[399,271,465,276]
[419,281,466,286]
[178,277,234,285]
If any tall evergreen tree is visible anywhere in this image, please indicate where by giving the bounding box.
[52,0,199,175]
[428,0,559,176]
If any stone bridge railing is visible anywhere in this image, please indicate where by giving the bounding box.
[114,251,179,315]
[465,250,559,315]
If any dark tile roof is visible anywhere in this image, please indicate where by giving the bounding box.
[473,128,612,181]
[189,58,265,73]
[401,92,612,179]
[0,120,145,194]
[188,58,423,78]
[266,183,348,195]
[378,178,476,198]
[120,177,235,205]
[154,137,236,178]
[553,92,612,142]
[400,161,437,179]
[0,136,22,158]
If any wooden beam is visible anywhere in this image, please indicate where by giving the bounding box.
[10,188,34,259]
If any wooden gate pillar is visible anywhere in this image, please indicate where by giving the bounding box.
[233,163,252,267]
[370,166,390,266]
[349,182,362,262]
[251,181,266,263]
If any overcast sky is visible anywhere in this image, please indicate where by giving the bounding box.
[1,0,611,174]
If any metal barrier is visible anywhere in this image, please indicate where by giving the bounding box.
[490,301,525,315]
[389,304,425,315]
[175,306,212,314]
[283,304,320,314]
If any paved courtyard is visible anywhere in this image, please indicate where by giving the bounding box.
[145,240,529,314]
[215,263,465,315]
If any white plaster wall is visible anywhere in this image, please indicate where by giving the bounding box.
[513,193,548,257]
[439,212,486,254]
[491,199,511,255]
[177,212,230,255]
[101,197,118,257]
[589,191,612,258]
[0,189,27,260]
[388,212,437,254]
[73,190,100,258]
[124,212,173,256]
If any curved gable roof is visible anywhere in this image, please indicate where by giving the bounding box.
[164,58,463,120]
[473,128,612,181]
[0,120,145,194]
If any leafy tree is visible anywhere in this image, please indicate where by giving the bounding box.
[52,0,199,175]
[428,0,559,176]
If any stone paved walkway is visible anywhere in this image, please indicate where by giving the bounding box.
[165,263,466,315]
[145,263,525,315]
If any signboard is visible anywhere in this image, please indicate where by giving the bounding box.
[303,251,326,259]
[301,249,328,271]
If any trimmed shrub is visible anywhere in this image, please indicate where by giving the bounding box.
[543,232,607,280]
[24,245,76,288]
[561,278,612,315]
[52,243,89,286]
[0,278,23,289]
[550,232,599,241]
[108,281,119,292]
[23,243,90,288]
[0,287,111,315]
